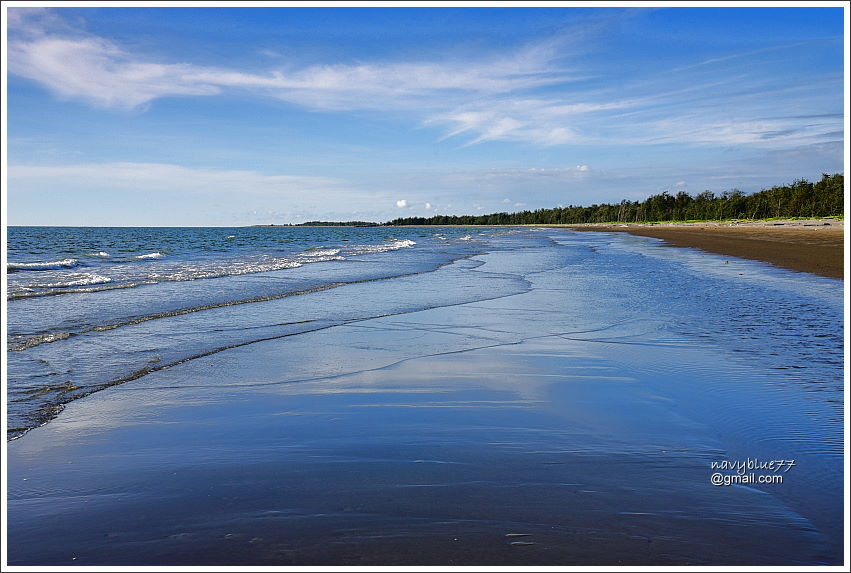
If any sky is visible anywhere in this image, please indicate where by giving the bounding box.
[3,3,847,226]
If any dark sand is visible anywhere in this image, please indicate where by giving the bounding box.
[567,220,844,279]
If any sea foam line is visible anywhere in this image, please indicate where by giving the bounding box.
[34,274,113,288]
[8,238,417,300]
[7,258,80,271]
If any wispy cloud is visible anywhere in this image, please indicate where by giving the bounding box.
[6,8,843,152]
[430,71,843,149]
[9,162,343,195]
[439,165,595,188]
[670,39,829,72]
[602,78,845,148]
[7,8,577,112]
[430,98,632,146]
[7,161,402,225]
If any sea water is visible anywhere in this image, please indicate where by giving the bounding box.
[5,226,845,564]
[6,226,496,437]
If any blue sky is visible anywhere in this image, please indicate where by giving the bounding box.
[4,4,847,226]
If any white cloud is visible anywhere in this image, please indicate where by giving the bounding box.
[467,117,527,145]
[7,9,577,112]
[424,202,433,210]
[617,111,842,148]
[9,162,342,195]
[430,98,628,147]
[441,166,596,187]
[5,7,841,157]
[429,68,842,149]
[7,161,424,225]
[671,40,816,73]
[7,36,224,109]
[395,199,408,208]
[7,161,403,226]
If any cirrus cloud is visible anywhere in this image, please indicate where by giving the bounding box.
[6,8,843,154]
[7,8,578,112]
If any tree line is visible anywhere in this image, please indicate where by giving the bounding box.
[384,173,844,226]
[255,221,380,227]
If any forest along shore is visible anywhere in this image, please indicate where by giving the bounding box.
[567,219,844,280]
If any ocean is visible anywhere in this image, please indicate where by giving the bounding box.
[7,226,492,437]
[5,225,845,565]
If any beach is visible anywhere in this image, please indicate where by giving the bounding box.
[6,3,846,568]
[6,226,844,566]
[567,219,844,279]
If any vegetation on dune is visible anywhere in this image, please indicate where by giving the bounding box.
[384,173,844,226]
[297,221,379,227]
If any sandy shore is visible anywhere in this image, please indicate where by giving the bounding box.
[566,219,844,279]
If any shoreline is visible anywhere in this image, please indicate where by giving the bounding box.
[566,219,844,279]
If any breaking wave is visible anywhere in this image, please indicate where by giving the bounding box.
[8,258,80,271]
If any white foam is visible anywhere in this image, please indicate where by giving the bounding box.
[350,239,416,255]
[88,251,110,258]
[7,258,80,271]
[134,252,165,259]
[229,259,304,275]
[155,258,306,283]
[303,248,341,257]
[37,274,113,288]
[10,237,422,299]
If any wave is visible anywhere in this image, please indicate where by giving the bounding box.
[7,258,80,271]
[8,281,144,300]
[11,281,346,350]
[304,246,341,256]
[134,252,165,259]
[6,244,509,439]
[349,239,416,254]
[26,273,114,289]
[8,238,417,300]
[88,251,111,258]
[7,260,306,300]
[9,242,441,350]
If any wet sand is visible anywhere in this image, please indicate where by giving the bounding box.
[567,220,844,279]
[7,335,836,565]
